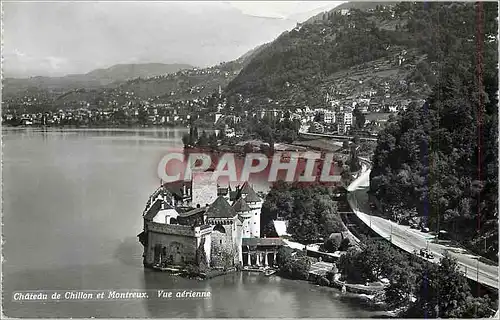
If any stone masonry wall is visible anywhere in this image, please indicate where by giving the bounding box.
[145,231,197,266]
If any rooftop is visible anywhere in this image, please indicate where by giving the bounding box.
[230,181,261,203]
[178,206,207,218]
[239,181,253,194]
[242,238,285,247]
[206,196,237,219]
[232,198,251,212]
[244,189,261,203]
[143,198,165,221]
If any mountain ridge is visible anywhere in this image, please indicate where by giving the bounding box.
[3,63,194,96]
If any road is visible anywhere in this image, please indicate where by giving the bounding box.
[346,165,499,290]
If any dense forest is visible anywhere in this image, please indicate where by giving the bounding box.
[260,182,348,242]
[369,2,498,260]
[226,2,497,110]
[338,237,495,317]
[225,2,426,106]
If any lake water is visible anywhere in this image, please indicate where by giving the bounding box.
[2,127,383,318]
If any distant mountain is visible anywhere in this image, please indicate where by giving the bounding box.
[82,63,194,84]
[52,48,263,107]
[3,63,193,96]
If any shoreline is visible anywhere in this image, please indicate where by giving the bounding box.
[2,125,190,131]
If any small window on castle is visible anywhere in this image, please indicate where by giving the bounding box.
[220,240,222,245]
[255,213,257,215]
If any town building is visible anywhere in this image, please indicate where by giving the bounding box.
[336,109,353,134]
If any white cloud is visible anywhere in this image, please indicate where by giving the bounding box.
[3,1,346,77]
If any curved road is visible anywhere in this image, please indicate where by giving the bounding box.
[347,165,498,290]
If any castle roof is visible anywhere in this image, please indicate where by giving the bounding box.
[231,181,261,203]
[206,196,237,219]
[144,199,171,221]
[232,198,251,212]
[161,181,192,201]
[239,181,253,194]
[244,187,261,203]
[178,206,207,218]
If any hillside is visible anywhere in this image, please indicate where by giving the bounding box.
[225,2,467,107]
[3,63,193,97]
[83,63,193,85]
[106,45,269,101]
[362,2,498,260]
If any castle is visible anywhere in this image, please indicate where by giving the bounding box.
[138,174,283,270]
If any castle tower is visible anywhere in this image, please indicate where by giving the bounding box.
[235,182,262,238]
[192,171,218,208]
[206,196,242,266]
[232,198,252,238]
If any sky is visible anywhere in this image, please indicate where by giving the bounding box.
[3,1,345,78]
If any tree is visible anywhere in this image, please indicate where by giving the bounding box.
[243,143,254,153]
[276,247,311,280]
[208,132,218,151]
[218,128,226,142]
[192,126,199,142]
[289,256,311,280]
[276,246,294,268]
[286,186,344,242]
[138,108,148,126]
[197,131,209,147]
[338,238,408,284]
[182,133,191,147]
[322,236,341,253]
[342,140,349,150]
[338,237,350,251]
[338,247,368,283]
[340,166,353,187]
[353,106,365,129]
[406,254,494,318]
[369,2,498,260]
[384,262,418,308]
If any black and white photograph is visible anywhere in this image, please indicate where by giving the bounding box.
[2,0,499,318]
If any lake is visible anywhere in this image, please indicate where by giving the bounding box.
[2,127,383,318]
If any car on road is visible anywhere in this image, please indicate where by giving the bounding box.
[420,226,430,233]
[409,221,418,229]
[369,202,377,210]
[437,230,451,240]
[419,248,434,259]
